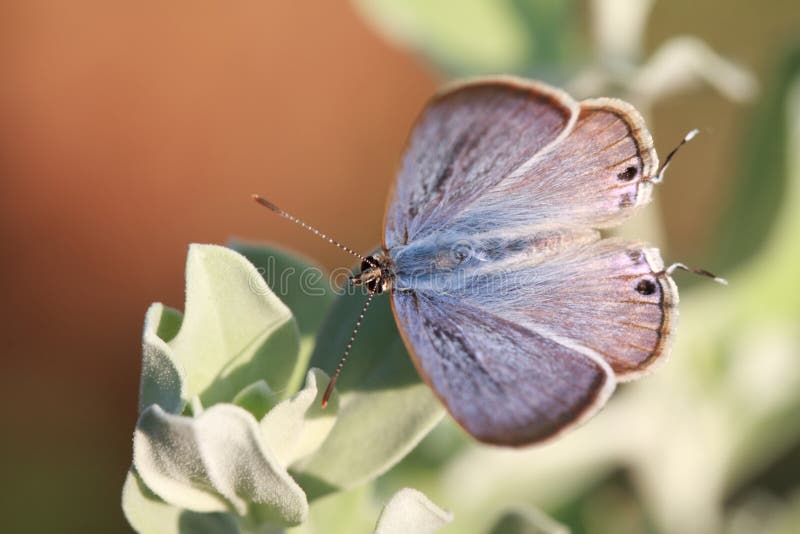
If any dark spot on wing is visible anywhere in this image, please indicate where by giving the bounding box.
[619,192,633,208]
[617,166,638,181]
[471,232,568,264]
[422,317,483,376]
[635,279,657,295]
[433,165,454,193]
[506,239,530,253]
[473,238,503,261]
[452,242,473,262]
[476,237,537,262]
[627,249,644,264]
[432,134,467,193]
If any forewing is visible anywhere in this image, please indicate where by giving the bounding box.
[455,238,678,380]
[391,290,615,446]
[442,98,659,237]
[384,77,579,249]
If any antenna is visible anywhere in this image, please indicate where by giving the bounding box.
[653,129,700,183]
[321,289,376,408]
[251,194,378,408]
[665,262,728,285]
[252,194,367,262]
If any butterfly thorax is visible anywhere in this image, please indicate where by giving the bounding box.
[351,253,395,294]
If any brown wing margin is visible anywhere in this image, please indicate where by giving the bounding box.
[577,98,660,218]
[614,246,679,381]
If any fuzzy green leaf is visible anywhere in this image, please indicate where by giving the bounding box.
[228,240,335,393]
[284,486,375,534]
[233,380,278,420]
[261,369,339,468]
[713,44,800,271]
[351,0,583,77]
[122,470,184,533]
[487,506,569,534]
[293,290,444,498]
[139,303,187,415]
[122,470,238,534]
[133,403,308,525]
[169,244,301,406]
[373,488,452,534]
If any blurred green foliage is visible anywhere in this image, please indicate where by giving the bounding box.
[713,45,800,273]
[352,0,585,79]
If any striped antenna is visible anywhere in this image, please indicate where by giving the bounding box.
[665,262,728,285]
[252,194,367,261]
[653,129,700,183]
[321,289,376,408]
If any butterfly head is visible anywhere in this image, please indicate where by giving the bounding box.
[351,253,395,294]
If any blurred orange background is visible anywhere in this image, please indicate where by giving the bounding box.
[1,2,434,531]
[1,1,797,532]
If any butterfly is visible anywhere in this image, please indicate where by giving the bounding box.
[254,76,724,446]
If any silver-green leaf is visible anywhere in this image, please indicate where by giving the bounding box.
[133,403,308,525]
[261,368,339,468]
[122,470,239,534]
[373,488,452,534]
[139,303,187,415]
[169,244,301,406]
[233,380,278,420]
[228,239,335,392]
[294,291,444,498]
[487,506,569,534]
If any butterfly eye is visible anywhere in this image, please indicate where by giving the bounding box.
[635,279,657,295]
[361,257,378,271]
[617,166,638,182]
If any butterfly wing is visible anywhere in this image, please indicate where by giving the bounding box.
[449,238,678,380]
[436,98,660,239]
[384,78,658,244]
[391,289,615,446]
[449,98,658,235]
[383,77,579,250]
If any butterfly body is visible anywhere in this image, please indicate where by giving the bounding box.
[387,226,600,292]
